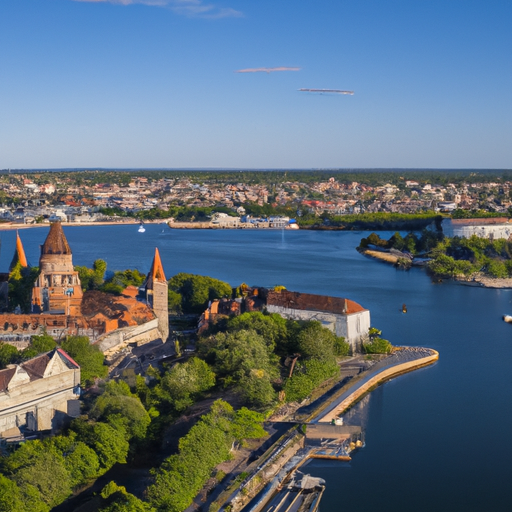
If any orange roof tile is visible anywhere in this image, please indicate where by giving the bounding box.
[9,231,28,270]
[150,248,167,282]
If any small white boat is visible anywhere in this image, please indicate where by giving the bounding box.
[503,315,512,323]
[138,223,146,233]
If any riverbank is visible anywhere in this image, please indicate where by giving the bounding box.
[359,248,512,289]
[0,220,167,231]
[209,346,438,512]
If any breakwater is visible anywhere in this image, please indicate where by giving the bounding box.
[224,347,438,512]
[316,347,439,423]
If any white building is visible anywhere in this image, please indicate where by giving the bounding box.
[443,218,512,239]
[265,290,371,352]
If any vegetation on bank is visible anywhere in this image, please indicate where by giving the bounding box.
[0,358,267,512]
[8,168,512,188]
[300,211,443,231]
[359,229,512,280]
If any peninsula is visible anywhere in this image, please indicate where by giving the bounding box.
[358,218,512,288]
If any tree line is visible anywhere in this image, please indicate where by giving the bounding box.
[359,229,512,279]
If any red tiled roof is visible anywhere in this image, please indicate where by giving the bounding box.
[56,348,80,369]
[266,290,367,315]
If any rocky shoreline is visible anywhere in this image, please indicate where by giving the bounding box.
[359,248,512,289]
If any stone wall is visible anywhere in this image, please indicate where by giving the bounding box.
[0,368,80,434]
[265,304,370,351]
[443,218,512,239]
[95,318,161,357]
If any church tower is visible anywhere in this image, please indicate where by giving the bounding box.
[141,248,169,341]
[31,222,83,315]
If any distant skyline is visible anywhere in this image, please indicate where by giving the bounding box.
[1,1,511,169]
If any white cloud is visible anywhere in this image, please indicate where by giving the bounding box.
[72,0,243,18]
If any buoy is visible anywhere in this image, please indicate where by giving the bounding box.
[402,304,407,313]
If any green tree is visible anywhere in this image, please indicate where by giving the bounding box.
[158,357,215,412]
[168,273,232,314]
[91,392,151,441]
[296,321,339,363]
[86,423,129,472]
[99,482,155,512]
[0,342,19,369]
[52,433,101,488]
[11,448,72,508]
[0,474,24,512]
[61,336,108,386]
[30,333,57,354]
[231,408,267,441]
[226,312,288,352]
[76,259,107,291]
[102,269,146,295]
[8,264,38,313]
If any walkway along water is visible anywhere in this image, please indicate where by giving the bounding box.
[216,346,438,512]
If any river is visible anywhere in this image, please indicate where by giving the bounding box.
[2,224,512,512]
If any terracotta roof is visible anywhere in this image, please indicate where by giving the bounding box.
[0,367,16,393]
[266,290,367,315]
[22,353,51,380]
[56,348,80,369]
[9,231,28,270]
[41,222,72,255]
[0,349,78,393]
[150,248,167,282]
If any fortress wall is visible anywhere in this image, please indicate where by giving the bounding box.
[96,318,161,356]
[266,304,369,347]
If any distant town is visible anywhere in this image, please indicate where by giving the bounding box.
[0,169,511,226]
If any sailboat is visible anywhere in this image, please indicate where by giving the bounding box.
[138,222,146,233]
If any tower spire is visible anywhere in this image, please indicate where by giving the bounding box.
[142,248,169,341]
[9,230,28,270]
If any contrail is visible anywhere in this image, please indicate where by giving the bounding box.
[299,88,354,95]
[235,67,301,73]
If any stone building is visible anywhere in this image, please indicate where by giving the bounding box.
[442,218,512,239]
[31,222,83,315]
[199,287,371,352]
[0,224,167,347]
[140,248,169,342]
[0,348,80,437]
[265,290,371,352]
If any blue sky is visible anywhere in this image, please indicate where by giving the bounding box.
[1,0,511,169]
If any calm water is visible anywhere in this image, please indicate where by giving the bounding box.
[2,224,512,512]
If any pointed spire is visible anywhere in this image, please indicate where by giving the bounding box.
[41,222,71,255]
[9,230,28,270]
[150,248,166,282]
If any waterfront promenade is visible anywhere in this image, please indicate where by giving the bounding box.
[213,346,438,512]
[312,347,439,424]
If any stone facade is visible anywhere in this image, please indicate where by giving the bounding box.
[31,222,83,315]
[265,290,370,352]
[0,349,80,436]
[140,248,169,342]
[443,218,512,240]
